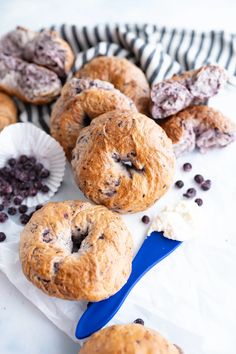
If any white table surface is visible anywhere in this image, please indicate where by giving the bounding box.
[0,1,236,354]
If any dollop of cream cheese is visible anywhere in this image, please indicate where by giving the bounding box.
[148,200,200,241]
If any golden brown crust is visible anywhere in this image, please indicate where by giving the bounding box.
[75,56,150,115]
[80,324,180,354]
[50,78,137,160]
[160,105,236,144]
[19,200,133,302]
[72,110,175,213]
[0,92,17,131]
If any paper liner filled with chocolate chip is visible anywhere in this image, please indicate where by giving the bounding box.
[150,65,228,119]
[0,123,66,209]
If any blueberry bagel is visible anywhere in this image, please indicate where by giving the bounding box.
[75,56,150,115]
[0,26,74,103]
[0,26,74,79]
[160,105,236,157]
[151,65,227,119]
[50,77,137,160]
[72,110,175,213]
[19,200,133,302]
[80,324,182,354]
[0,91,17,131]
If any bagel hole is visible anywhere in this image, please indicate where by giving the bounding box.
[83,113,91,128]
[112,152,145,177]
[71,227,89,253]
[42,229,53,243]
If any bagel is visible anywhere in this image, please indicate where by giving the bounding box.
[159,105,236,157]
[19,200,133,302]
[0,54,61,104]
[0,26,74,103]
[80,324,181,354]
[0,26,74,79]
[151,65,227,119]
[0,92,17,131]
[50,77,137,160]
[71,110,175,213]
[75,56,150,115]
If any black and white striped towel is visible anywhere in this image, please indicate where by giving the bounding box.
[18,23,236,132]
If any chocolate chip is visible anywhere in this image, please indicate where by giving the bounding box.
[0,212,8,223]
[40,169,50,179]
[141,215,150,224]
[8,158,16,167]
[183,188,196,198]
[35,204,43,211]
[19,205,28,214]
[0,204,4,211]
[98,234,105,240]
[134,318,144,325]
[13,196,23,205]
[201,179,211,191]
[19,214,30,225]
[7,207,17,215]
[41,185,49,193]
[64,213,69,219]
[194,174,204,184]
[0,232,6,242]
[183,162,192,172]
[175,180,184,188]
[195,198,203,206]
[19,155,28,164]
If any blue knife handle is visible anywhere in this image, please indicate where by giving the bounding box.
[75,232,181,339]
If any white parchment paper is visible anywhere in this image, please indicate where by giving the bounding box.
[0,89,236,354]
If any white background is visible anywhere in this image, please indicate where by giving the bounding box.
[0,1,235,354]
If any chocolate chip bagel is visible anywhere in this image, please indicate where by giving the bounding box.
[160,105,236,157]
[50,78,137,160]
[75,56,150,115]
[19,200,133,301]
[0,91,17,131]
[0,26,74,103]
[151,65,227,119]
[80,324,181,354]
[72,110,175,213]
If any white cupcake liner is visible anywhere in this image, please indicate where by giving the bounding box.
[0,123,66,207]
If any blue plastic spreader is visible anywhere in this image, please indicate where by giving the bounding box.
[75,231,182,339]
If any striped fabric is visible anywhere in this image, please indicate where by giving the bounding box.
[18,23,236,132]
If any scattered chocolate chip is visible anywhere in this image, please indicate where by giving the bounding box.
[195,198,203,206]
[183,162,192,172]
[64,213,69,219]
[40,169,50,179]
[35,204,43,211]
[134,318,144,325]
[7,207,17,215]
[175,180,184,188]
[194,174,204,184]
[0,232,6,242]
[141,215,150,224]
[18,205,28,214]
[183,188,196,198]
[53,262,60,273]
[201,179,211,191]
[19,155,28,164]
[0,212,8,223]
[19,214,30,225]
